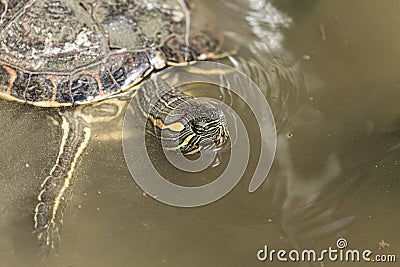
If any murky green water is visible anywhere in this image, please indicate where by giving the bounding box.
[1,0,399,266]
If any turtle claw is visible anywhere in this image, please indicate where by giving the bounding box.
[36,222,61,260]
[34,203,61,259]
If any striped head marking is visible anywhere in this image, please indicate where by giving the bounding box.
[159,101,229,155]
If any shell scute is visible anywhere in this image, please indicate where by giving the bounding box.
[54,77,73,104]
[0,66,11,95]
[100,67,120,95]
[70,71,101,103]
[11,70,30,100]
[25,75,53,102]
[107,51,152,90]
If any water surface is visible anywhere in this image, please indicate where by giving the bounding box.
[0,1,399,266]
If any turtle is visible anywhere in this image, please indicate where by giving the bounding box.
[0,0,229,255]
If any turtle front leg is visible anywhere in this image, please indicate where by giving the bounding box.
[33,107,91,257]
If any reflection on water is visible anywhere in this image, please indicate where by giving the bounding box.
[246,0,292,51]
[0,0,400,266]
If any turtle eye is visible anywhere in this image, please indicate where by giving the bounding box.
[191,120,207,135]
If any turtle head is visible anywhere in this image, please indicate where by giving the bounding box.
[159,101,229,155]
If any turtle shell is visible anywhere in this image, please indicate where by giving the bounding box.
[0,0,219,107]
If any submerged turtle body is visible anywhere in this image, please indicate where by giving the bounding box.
[0,0,229,256]
[0,0,219,106]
